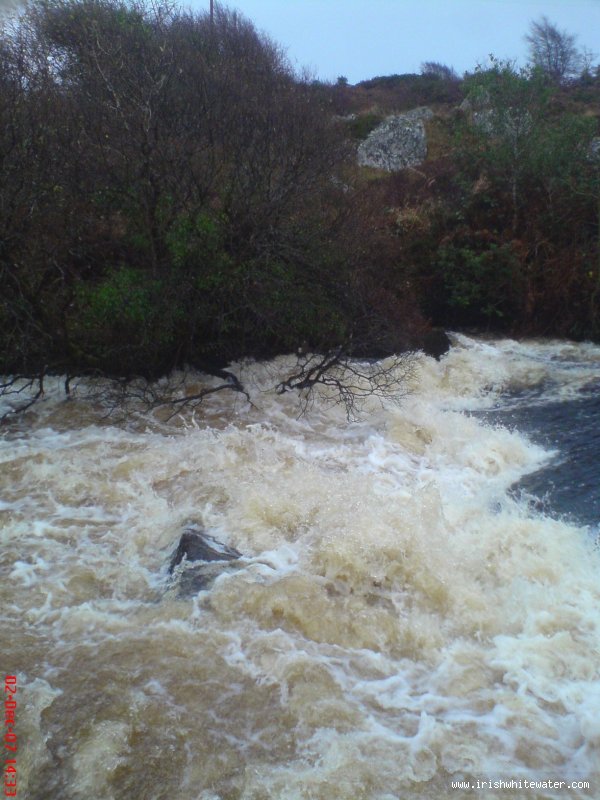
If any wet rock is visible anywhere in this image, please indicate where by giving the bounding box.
[169,525,242,596]
[169,526,241,570]
[421,329,451,360]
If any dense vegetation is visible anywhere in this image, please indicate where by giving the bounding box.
[1,0,599,390]
[1,0,426,382]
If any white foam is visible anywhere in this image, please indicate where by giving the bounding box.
[2,335,600,797]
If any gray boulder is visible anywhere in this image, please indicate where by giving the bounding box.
[169,524,242,596]
[357,107,433,171]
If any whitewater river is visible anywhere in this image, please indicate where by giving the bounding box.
[1,335,599,800]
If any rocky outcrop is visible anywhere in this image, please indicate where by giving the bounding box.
[169,524,242,596]
[357,107,433,171]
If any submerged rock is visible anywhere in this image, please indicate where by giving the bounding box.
[169,526,241,570]
[169,525,242,596]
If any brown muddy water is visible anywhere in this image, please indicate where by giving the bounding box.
[1,335,600,800]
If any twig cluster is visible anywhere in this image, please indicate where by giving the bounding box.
[0,371,46,423]
[276,348,417,420]
[88,368,252,421]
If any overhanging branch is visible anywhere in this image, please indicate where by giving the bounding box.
[276,348,417,420]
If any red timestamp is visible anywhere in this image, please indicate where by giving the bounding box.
[4,676,17,798]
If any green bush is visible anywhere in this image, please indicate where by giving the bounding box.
[434,239,522,325]
[80,267,159,327]
[346,112,384,140]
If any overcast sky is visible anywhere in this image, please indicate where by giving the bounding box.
[188,0,600,83]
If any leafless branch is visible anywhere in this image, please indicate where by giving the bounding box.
[0,369,46,423]
[68,366,254,421]
[276,348,417,420]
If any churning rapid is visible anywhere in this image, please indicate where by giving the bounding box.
[2,335,600,800]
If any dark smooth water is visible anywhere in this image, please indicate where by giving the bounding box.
[487,392,600,528]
